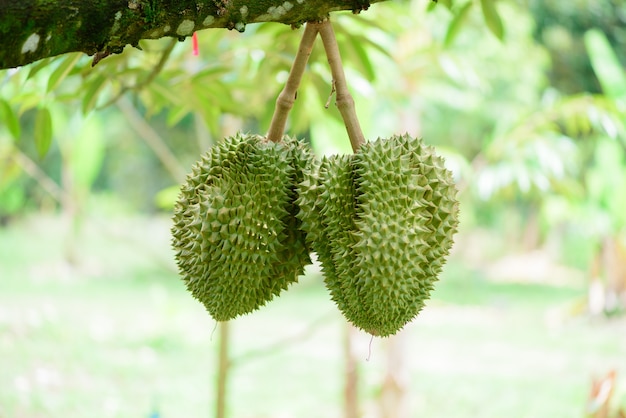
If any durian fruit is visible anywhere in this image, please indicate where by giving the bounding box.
[297,134,459,336]
[171,133,314,321]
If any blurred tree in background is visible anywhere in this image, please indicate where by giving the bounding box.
[530,0,626,94]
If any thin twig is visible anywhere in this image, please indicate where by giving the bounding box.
[314,20,365,152]
[230,311,337,365]
[10,147,68,204]
[266,23,320,142]
[117,96,187,182]
[325,79,336,109]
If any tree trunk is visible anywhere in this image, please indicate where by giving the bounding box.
[344,323,360,418]
[0,0,387,69]
[379,332,410,418]
[216,321,230,418]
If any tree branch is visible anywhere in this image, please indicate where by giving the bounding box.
[0,0,383,70]
[315,19,365,152]
[266,22,319,142]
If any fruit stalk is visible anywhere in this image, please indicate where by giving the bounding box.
[315,19,366,152]
[267,23,320,142]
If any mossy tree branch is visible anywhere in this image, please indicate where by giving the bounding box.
[0,0,385,70]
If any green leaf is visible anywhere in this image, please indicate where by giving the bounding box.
[34,107,53,158]
[199,82,243,115]
[480,0,504,41]
[444,2,473,47]
[584,29,626,101]
[166,105,191,126]
[71,116,106,189]
[27,57,52,79]
[81,75,107,114]
[191,65,229,83]
[148,80,183,108]
[0,99,20,140]
[349,36,376,81]
[15,92,43,115]
[200,106,221,139]
[47,53,82,93]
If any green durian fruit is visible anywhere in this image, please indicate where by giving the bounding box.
[297,134,459,337]
[171,133,314,321]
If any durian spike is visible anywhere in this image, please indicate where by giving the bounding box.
[314,19,365,152]
[267,23,320,143]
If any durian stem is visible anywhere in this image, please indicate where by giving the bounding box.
[315,19,366,153]
[267,23,320,143]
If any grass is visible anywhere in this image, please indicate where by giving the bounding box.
[0,213,625,418]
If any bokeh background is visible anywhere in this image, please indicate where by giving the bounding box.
[1,0,625,417]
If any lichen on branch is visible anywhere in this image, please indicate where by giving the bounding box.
[0,0,383,69]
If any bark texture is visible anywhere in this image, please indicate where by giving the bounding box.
[0,0,386,69]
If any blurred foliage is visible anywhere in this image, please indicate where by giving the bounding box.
[0,0,625,272]
[530,0,626,94]
[540,28,626,272]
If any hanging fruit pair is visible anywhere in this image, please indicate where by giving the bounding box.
[171,20,459,336]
